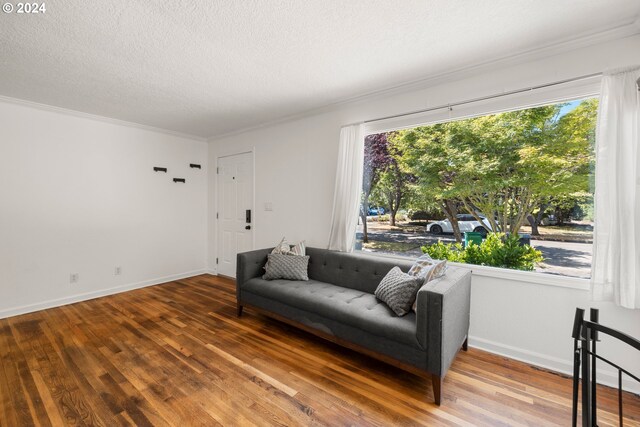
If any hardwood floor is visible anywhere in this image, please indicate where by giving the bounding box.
[1,275,638,426]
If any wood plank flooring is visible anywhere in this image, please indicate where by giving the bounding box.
[0,274,638,426]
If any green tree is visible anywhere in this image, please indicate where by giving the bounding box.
[373,145,416,226]
[454,105,564,234]
[392,125,469,242]
[394,99,597,238]
[361,133,392,243]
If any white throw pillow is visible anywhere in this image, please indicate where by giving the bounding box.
[272,237,292,254]
[271,238,306,256]
[409,253,447,312]
[409,253,447,284]
[290,240,306,256]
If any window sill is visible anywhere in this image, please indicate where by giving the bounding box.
[355,249,590,291]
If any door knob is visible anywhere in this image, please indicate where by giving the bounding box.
[245,225,251,230]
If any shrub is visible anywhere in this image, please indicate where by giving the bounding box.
[366,214,390,222]
[409,209,441,221]
[422,233,544,271]
[410,210,430,221]
[395,212,409,222]
[422,240,466,263]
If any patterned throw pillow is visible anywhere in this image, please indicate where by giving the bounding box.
[374,267,421,317]
[409,254,447,312]
[272,237,292,254]
[290,240,306,256]
[271,238,306,255]
[408,253,447,284]
[263,254,310,281]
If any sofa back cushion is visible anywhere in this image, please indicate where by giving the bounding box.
[306,247,414,294]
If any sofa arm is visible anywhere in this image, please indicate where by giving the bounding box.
[236,248,272,301]
[415,267,471,377]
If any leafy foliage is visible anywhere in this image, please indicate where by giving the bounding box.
[422,240,466,263]
[388,123,469,241]
[363,133,392,194]
[370,148,416,225]
[363,132,416,229]
[386,99,597,239]
[422,233,544,271]
[361,133,393,242]
[409,209,442,221]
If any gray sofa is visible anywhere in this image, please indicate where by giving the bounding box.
[236,247,471,405]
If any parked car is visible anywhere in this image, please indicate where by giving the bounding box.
[368,206,385,216]
[427,214,491,236]
[541,214,558,226]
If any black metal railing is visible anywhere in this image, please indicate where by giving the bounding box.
[571,308,640,426]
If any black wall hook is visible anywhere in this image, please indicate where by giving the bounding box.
[154,167,168,173]
[173,178,186,183]
[189,164,201,169]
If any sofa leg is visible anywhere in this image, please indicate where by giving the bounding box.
[462,337,468,351]
[237,304,243,317]
[431,374,442,406]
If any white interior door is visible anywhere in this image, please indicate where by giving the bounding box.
[217,152,253,277]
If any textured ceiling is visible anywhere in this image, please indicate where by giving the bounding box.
[1,0,639,139]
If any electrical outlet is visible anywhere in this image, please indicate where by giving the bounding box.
[70,273,79,284]
[115,266,122,276]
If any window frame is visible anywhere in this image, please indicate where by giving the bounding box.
[356,75,600,287]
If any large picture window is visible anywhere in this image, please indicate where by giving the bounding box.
[356,97,597,279]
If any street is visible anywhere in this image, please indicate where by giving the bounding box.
[533,239,592,278]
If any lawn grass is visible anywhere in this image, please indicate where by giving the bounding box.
[362,240,421,252]
[519,225,592,242]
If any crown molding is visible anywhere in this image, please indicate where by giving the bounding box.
[0,95,208,142]
[208,15,640,142]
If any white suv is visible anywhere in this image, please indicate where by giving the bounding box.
[427,214,491,236]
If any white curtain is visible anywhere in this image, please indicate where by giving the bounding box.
[591,67,640,309]
[328,124,365,252]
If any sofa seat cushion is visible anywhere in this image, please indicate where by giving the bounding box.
[243,278,419,348]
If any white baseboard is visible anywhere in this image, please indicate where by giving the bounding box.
[469,336,640,395]
[0,269,207,320]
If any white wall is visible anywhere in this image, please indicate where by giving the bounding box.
[209,34,640,392]
[0,100,208,318]
[468,270,640,393]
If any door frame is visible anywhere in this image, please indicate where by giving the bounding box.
[215,149,256,278]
